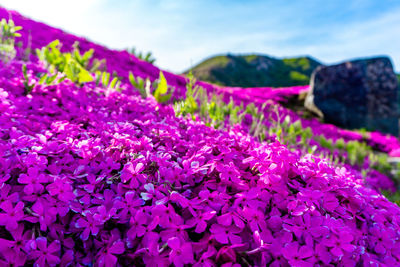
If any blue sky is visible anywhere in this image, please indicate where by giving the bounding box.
[1,0,400,72]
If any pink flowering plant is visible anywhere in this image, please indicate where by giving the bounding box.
[0,8,399,266]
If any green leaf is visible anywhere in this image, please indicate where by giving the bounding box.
[22,64,28,79]
[49,39,60,49]
[95,71,102,86]
[154,71,171,103]
[155,72,168,94]
[81,49,94,67]
[115,81,122,91]
[38,73,48,84]
[57,76,67,84]
[129,72,137,87]
[46,74,58,84]
[110,77,118,88]
[78,67,94,83]
[102,72,110,87]
[89,59,103,73]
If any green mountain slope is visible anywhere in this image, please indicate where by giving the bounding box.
[185,54,323,87]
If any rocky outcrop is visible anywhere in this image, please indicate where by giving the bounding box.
[305,57,399,135]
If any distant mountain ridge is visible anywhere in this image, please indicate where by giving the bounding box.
[185,54,323,87]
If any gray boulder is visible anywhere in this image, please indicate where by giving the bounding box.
[305,57,399,135]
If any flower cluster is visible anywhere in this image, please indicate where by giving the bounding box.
[0,6,399,267]
[0,57,399,266]
[3,6,399,158]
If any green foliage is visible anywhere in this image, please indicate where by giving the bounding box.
[345,141,370,166]
[0,19,22,63]
[369,153,393,175]
[174,71,198,119]
[173,73,281,136]
[267,113,393,177]
[0,18,22,42]
[22,64,34,95]
[186,54,322,87]
[267,114,313,148]
[335,138,345,150]
[129,71,172,103]
[319,136,334,150]
[174,72,247,129]
[282,57,312,71]
[381,190,400,206]
[394,162,400,184]
[153,71,172,103]
[36,40,104,85]
[94,71,121,91]
[129,72,152,98]
[289,71,309,84]
[127,47,156,64]
[38,73,61,85]
[193,55,230,70]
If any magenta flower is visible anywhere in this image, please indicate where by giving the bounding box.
[97,240,125,267]
[42,194,69,217]
[287,199,309,216]
[29,237,61,267]
[75,211,102,240]
[217,211,245,229]
[267,215,282,231]
[0,184,19,205]
[168,237,194,267]
[114,191,144,221]
[160,224,190,242]
[199,190,230,211]
[46,177,75,202]
[93,205,116,223]
[282,242,313,267]
[0,200,25,231]
[322,192,339,212]
[210,224,242,244]
[216,246,237,263]
[0,224,31,266]
[216,162,241,184]
[18,167,48,195]
[151,204,182,227]
[140,183,168,205]
[120,161,145,188]
[240,207,266,232]
[31,199,56,231]
[284,213,328,239]
[193,247,217,267]
[322,232,355,257]
[309,244,332,265]
[82,173,104,193]
[92,189,118,212]
[127,209,159,253]
[187,210,216,233]
[140,183,156,201]
[126,208,149,240]
[369,225,395,254]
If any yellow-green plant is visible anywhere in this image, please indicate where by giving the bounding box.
[0,19,22,63]
[36,40,104,85]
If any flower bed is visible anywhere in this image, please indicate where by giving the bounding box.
[0,7,399,266]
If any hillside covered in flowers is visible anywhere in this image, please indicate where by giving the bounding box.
[0,7,400,267]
